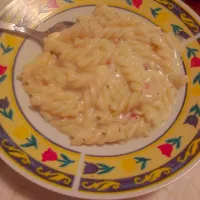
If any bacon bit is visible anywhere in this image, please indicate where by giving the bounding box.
[113,38,120,44]
[79,30,85,39]
[152,44,158,52]
[42,80,48,85]
[61,116,75,120]
[143,63,149,70]
[131,113,139,119]
[61,116,68,120]
[106,58,112,65]
[144,83,149,89]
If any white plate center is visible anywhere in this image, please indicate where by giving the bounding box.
[13,6,186,156]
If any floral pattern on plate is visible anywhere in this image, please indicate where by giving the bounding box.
[0,0,200,198]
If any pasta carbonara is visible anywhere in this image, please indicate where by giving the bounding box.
[18,5,187,146]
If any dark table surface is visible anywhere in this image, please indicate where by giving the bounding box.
[183,0,200,15]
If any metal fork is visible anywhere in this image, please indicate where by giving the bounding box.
[0,21,75,45]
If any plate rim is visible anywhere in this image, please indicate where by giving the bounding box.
[0,0,200,199]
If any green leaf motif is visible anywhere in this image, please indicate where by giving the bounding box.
[0,43,14,55]
[63,0,74,3]
[60,154,69,160]
[96,163,115,174]
[150,8,162,18]
[0,75,7,83]
[20,143,34,148]
[97,167,115,175]
[126,0,132,6]
[8,109,13,120]
[153,8,162,12]
[57,154,74,167]
[189,104,200,117]
[171,24,183,35]
[176,140,181,149]
[187,50,191,59]
[134,157,151,170]
[0,109,7,117]
[193,73,200,85]
[0,108,13,120]
[20,135,38,149]
[31,135,37,148]
[97,163,108,168]
[0,43,6,51]
[3,46,14,55]
[190,104,198,113]
[186,47,199,58]
[166,136,182,149]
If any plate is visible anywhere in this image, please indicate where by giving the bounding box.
[0,0,200,199]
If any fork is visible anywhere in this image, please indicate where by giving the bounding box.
[0,21,75,46]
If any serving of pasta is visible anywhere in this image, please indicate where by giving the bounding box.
[18,5,187,146]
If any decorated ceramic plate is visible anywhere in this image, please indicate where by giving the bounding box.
[0,0,200,199]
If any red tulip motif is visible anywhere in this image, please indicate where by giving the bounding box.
[42,148,58,162]
[0,65,7,75]
[132,0,143,9]
[191,57,200,68]
[158,143,173,157]
[157,137,181,158]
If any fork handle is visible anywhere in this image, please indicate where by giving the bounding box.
[0,21,47,45]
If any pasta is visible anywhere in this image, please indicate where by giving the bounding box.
[18,5,187,146]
